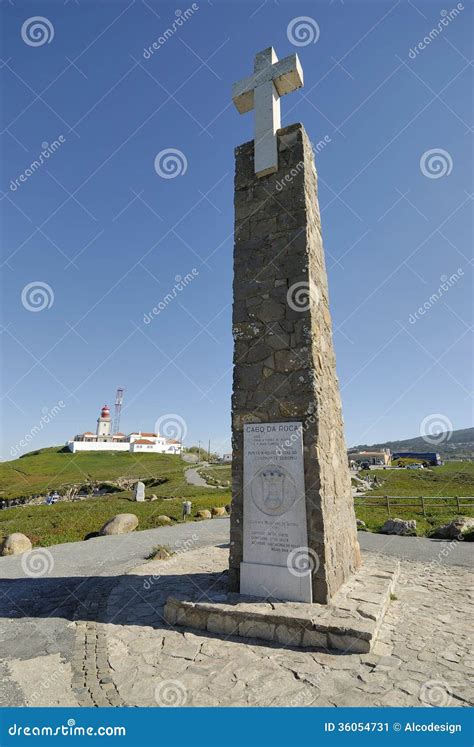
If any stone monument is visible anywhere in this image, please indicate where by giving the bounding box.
[229,47,361,604]
[134,481,145,502]
[164,47,399,652]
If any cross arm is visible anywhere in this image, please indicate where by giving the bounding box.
[232,53,304,114]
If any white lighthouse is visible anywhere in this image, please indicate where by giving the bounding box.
[96,405,112,438]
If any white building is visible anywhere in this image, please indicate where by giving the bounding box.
[67,405,182,455]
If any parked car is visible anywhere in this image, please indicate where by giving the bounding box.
[406,463,424,470]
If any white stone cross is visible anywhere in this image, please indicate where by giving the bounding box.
[232,47,304,178]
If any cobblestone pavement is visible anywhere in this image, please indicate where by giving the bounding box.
[102,547,473,708]
[0,523,472,707]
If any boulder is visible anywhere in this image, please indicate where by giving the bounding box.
[380,518,416,537]
[356,519,366,530]
[225,504,231,514]
[99,513,138,536]
[150,495,158,502]
[196,510,212,519]
[211,506,227,517]
[0,533,33,556]
[431,516,474,540]
[157,515,172,524]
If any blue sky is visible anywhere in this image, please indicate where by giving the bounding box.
[1,0,472,459]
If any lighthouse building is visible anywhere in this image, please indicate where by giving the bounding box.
[67,405,182,455]
[96,405,112,437]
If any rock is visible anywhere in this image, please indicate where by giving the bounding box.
[0,533,32,556]
[430,516,474,540]
[356,519,366,529]
[380,518,416,537]
[150,495,158,502]
[99,514,138,536]
[152,547,173,560]
[196,510,212,519]
[225,504,231,514]
[211,507,227,517]
[157,515,172,524]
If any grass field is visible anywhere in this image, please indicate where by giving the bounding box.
[355,462,474,534]
[360,461,474,497]
[0,447,203,501]
[0,447,230,546]
[1,449,473,546]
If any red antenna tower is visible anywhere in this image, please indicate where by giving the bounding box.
[113,387,125,434]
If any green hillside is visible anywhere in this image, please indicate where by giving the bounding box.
[0,447,230,547]
[360,460,474,497]
[0,447,194,502]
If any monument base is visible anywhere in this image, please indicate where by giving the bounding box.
[240,561,312,603]
[164,555,399,653]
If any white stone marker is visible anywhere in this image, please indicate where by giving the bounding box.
[240,422,312,603]
[134,481,145,502]
[232,47,304,177]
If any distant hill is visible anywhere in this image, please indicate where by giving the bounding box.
[350,427,474,460]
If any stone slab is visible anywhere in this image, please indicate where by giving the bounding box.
[134,481,145,502]
[164,555,400,653]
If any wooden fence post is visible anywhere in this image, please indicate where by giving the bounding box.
[456,496,460,513]
[385,495,390,515]
[420,495,426,517]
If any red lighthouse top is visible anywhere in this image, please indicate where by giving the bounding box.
[100,405,110,419]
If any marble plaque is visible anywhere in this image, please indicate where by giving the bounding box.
[240,422,311,602]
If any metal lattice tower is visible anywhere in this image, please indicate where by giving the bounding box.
[113,387,124,434]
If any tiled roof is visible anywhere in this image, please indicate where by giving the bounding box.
[133,439,154,445]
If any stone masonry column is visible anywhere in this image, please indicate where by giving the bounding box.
[229,123,361,604]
